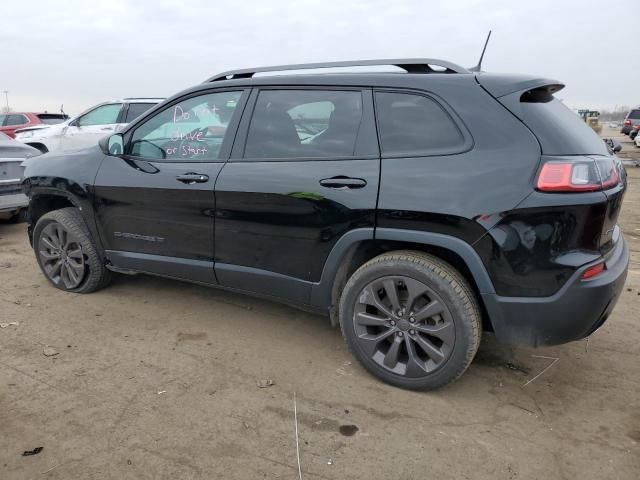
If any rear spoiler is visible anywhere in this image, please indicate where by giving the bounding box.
[475,73,565,98]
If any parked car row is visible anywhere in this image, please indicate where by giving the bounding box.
[0,98,162,221]
[0,132,40,221]
[14,98,163,153]
[620,107,640,145]
[0,112,68,138]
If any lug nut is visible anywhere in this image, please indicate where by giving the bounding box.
[409,329,416,335]
[390,320,396,326]
[397,332,404,337]
[409,317,415,323]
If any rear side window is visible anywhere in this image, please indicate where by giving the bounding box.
[374,91,464,156]
[500,90,608,156]
[627,109,640,120]
[37,114,68,125]
[125,103,156,123]
[5,114,28,126]
[244,90,362,159]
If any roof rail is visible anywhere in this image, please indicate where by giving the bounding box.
[205,58,470,82]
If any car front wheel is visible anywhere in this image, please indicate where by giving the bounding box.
[339,251,481,390]
[33,207,111,293]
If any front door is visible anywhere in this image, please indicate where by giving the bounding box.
[214,88,380,304]
[93,89,248,283]
[62,103,123,151]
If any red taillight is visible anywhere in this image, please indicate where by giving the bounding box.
[624,119,632,126]
[536,162,601,192]
[536,158,620,193]
[581,262,605,280]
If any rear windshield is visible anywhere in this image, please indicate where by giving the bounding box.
[627,109,640,120]
[37,114,68,125]
[499,91,608,156]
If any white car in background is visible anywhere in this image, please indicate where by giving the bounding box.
[15,98,163,153]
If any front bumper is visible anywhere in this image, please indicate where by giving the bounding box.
[0,193,28,216]
[482,236,629,347]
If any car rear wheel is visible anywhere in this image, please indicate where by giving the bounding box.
[33,208,111,293]
[339,251,481,390]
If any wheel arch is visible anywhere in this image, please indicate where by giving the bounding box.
[311,228,496,329]
[27,190,102,253]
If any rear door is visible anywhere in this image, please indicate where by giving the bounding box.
[213,87,379,305]
[93,89,248,283]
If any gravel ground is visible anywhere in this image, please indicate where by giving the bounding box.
[1,130,639,479]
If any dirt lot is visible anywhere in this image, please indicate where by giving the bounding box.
[1,131,639,480]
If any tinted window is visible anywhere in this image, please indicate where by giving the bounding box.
[5,114,28,126]
[375,92,463,156]
[125,103,156,123]
[503,95,608,156]
[244,90,362,159]
[78,104,122,126]
[627,109,640,120]
[129,91,242,161]
[37,114,68,125]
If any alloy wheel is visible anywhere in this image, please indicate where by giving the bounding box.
[352,275,455,377]
[38,222,86,289]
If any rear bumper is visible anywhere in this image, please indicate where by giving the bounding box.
[0,193,28,215]
[482,236,629,347]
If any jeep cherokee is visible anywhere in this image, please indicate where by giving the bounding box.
[21,59,629,390]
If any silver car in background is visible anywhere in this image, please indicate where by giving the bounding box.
[0,132,41,221]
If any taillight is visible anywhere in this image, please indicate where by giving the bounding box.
[536,157,619,193]
[624,119,632,126]
[581,262,605,280]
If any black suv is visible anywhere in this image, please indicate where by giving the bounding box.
[22,59,629,390]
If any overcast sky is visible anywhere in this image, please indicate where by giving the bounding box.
[1,0,636,115]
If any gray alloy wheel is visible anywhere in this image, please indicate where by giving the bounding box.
[353,275,455,377]
[33,208,111,293]
[38,222,87,289]
[339,251,481,390]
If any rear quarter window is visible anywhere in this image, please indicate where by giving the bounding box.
[499,91,608,156]
[374,91,466,156]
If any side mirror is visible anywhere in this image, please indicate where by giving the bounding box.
[100,133,124,156]
[613,143,622,153]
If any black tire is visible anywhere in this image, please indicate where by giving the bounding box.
[33,207,111,293]
[339,251,481,390]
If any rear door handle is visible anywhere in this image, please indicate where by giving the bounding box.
[176,173,209,184]
[319,176,367,189]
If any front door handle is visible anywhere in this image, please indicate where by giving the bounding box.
[319,176,367,189]
[176,173,209,184]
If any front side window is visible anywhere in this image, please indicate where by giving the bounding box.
[244,90,363,159]
[129,91,242,161]
[5,114,28,126]
[124,103,156,123]
[78,104,122,127]
[375,91,464,156]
